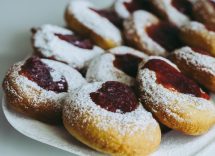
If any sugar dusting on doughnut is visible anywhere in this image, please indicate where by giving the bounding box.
[86,46,147,86]
[64,81,158,136]
[4,58,86,107]
[33,24,104,69]
[124,11,167,56]
[173,47,215,75]
[138,57,215,121]
[67,0,122,45]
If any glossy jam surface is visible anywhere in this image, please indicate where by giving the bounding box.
[113,54,142,77]
[146,22,183,52]
[191,47,212,56]
[90,81,139,113]
[143,59,209,99]
[20,57,68,93]
[90,8,123,28]
[55,34,93,49]
[171,0,192,16]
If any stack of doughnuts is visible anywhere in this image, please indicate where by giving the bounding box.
[3,0,215,155]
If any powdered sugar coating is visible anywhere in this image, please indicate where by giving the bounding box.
[114,0,132,19]
[173,47,215,75]
[33,24,104,69]
[137,56,215,122]
[181,21,215,35]
[124,10,167,56]
[86,46,146,86]
[63,82,158,136]
[4,58,87,109]
[151,0,190,27]
[67,0,122,46]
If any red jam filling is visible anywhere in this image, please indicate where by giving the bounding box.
[55,34,93,50]
[171,0,192,17]
[143,59,210,99]
[90,8,123,28]
[205,24,215,32]
[191,47,212,56]
[113,54,142,77]
[19,57,68,93]
[90,81,139,113]
[146,22,184,52]
[124,0,153,13]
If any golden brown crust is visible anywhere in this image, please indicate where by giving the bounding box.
[65,9,120,50]
[3,72,61,124]
[169,51,215,92]
[63,105,161,156]
[180,22,215,56]
[137,57,215,135]
[192,0,215,27]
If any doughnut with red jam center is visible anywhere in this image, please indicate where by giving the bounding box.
[65,0,122,49]
[124,10,183,56]
[137,56,215,135]
[3,57,86,124]
[86,46,147,86]
[32,24,104,70]
[114,0,152,19]
[150,0,192,27]
[180,21,215,56]
[192,0,215,27]
[63,81,161,156]
[169,46,215,92]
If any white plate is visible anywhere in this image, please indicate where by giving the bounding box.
[2,96,215,156]
[2,0,215,155]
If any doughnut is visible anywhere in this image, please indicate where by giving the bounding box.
[123,10,183,56]
[86,46,147,86]
[114,0,152,19]
[150,0,192,27]
[65,0,122,49]
[63,81,161,156]
[180,21,215,56]
[3,57,86,124]
[192,0,215,27]
[32,24,104,70]
[137,56,215,135]
[169,47,215,92]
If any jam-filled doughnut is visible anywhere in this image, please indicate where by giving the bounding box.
[3,57,86,124]
[180,21,215,56]
[114,0,152,19]
[150,0,192,27]
[137,56,215,135]
[65,0,122,49]
[32,24,104,70]
[169,47,215,92]
[192,0,215,27]
[124,10,183,56]
[63,81,161,156]
[86,46,147,86]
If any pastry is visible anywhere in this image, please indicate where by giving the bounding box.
[137,56,215,135]
[3,57,86,124]
[124,10,183,56]
[63,81,161,156]
[32,24,104,70]
[150,0,192,27]
[114,0,152,19]
[86,46,147,86]
[192,0,215,27]
[65,0,122,49]
[169,46,215,92]
[180,21,215,56]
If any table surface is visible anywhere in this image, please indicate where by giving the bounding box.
[0,0,215,156]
